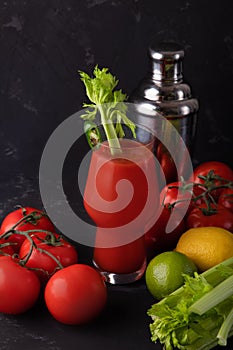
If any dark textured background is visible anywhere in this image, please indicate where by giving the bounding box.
[1,0,233,186]
[0,1,233,349]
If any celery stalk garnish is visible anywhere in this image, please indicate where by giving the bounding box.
[147,257,233,350]
[79,65,136,154]
[217,307,233,346]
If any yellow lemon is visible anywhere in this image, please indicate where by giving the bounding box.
[145,251,197,300]
[175,226,233,272]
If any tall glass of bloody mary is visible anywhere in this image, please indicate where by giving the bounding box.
[83,127,159,284]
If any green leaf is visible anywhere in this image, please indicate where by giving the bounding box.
[79,65,136,153]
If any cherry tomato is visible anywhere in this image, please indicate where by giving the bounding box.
[191,161,233,199]
[44,264,107,325]
[156,143,177,184]
[0,256,40,314]
[19,231,78,284]
[1,207,55,252]
[160,181,187,207]
[186,203,233,232]
[0,238,15,257]
[160,181,205,214]
[145,206,185,258]
[218,188,233,212]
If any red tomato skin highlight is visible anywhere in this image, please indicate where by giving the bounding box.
[218,188,233,213]
[44,264,107,325]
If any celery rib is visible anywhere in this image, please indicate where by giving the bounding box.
[217,307,233,346]
[148,257,233,350]
[98,104,121,153]
[188,275,233,315]
[158,257,233,307]
[201,256,233,287]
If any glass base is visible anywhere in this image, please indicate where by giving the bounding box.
[93,258,147,285]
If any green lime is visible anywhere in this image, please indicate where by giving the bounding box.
[145,251,197,300]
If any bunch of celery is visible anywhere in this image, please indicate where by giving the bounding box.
[79,65,136,151]
[147,257,233,350]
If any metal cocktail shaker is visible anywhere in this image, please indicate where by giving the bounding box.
[130,41,199,184]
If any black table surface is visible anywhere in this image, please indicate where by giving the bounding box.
[0,175,232,350]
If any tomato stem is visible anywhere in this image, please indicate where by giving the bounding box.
[11,230,64,271]
[37,247,63,270]
[0,207,65,276]
[1,210,48,239]
[163,172,233,215]
[19,233,36,266]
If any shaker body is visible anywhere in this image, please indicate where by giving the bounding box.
[130,42,199,184]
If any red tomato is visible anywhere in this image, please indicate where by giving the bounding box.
[218,188,233,212]
[145,206,185,258]
[160,181,205,214]
[19,232,78,284]
[160,181,188,207]
[1,207,55,252]
[0,256,40,314]
[191,161,233,199]
[0,238,15,256]
[156,143,177,184]
[44,264,107,325]
[186,203,233,232]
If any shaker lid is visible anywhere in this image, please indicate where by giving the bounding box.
[149,41,184,61]
[148,41,184,82]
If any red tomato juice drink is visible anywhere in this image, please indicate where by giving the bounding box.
[84,138,159,284]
